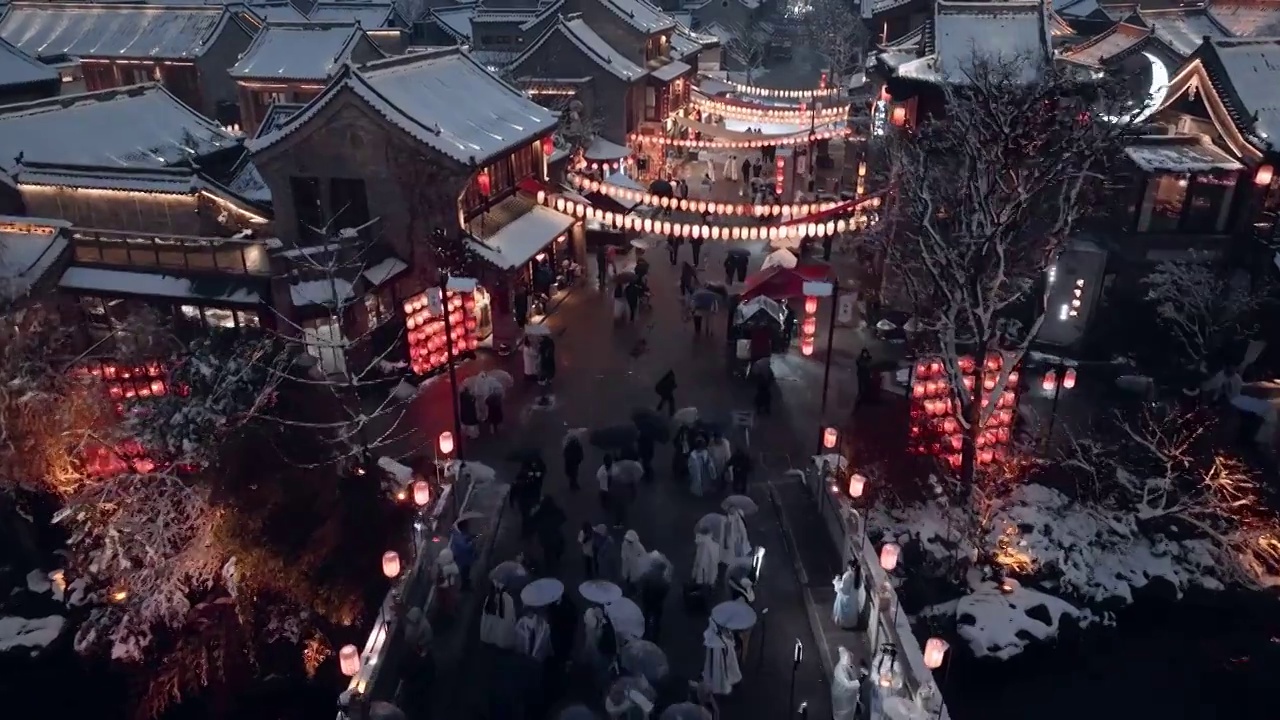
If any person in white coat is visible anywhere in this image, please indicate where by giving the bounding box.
[722,508,751,564]
[831,646,862,720]
[832,560,865,630]
[724,154,739,182]
[514,610,553,661]
[692,528,721,588]
[479,582,518,649]
[521,338,540,383]
[619,529,648,592]
[708,435,731,489]
[701,621,743,696]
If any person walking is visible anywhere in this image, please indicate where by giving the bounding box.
[563,433,585,491]
[690,237,704,266]
[727,446,752,494]
[521,337,540,383]
[680,261,697,296]
[485,392,505,432]
[624,280,642,323]
[514,285,529,330]
[856,348,876,407]
[666,234,681,266]
[578,521,598,578]
[619,529,647,594]
[449,523,476,591]
[459,387,480,439]
[596,243,608,290]
[655,370,677,416]
[538,336,557,386]
[740,157,752,194]
[692,307,705,339]
[597,454,614,515]
[532,495,567,570]
[723,254,735,286]
[637,433,655,482]
[753,372,772,416]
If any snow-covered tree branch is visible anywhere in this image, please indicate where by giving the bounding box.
[802,0,867,84]
[1065,404,1280,589]
[724,21,768,82]
[1142,255,1266,375]
[881,55,1131,481]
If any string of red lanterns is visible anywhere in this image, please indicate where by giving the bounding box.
[691,95,849,123]
[536,188,879,241]
[800,294,820,356]
[710,78,844,100]
[565,172,877,219]
[628,127,853,150]
[402,289,479,376]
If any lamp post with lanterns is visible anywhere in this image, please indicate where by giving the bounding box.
[1040,363,1077,450]
[803,280,839,454]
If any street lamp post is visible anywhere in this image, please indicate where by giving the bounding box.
[804,280,838,454]
[439,275,476,460]
[1040,364,1077,450]
[786,639,804,719]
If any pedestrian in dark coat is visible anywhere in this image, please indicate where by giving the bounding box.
[532,495,567,570]
[690,237,704,266]
[485,392,504,432]
[740,158,752,189]
[596,244,608,290]
[727,447,752,494]
[655,370,677,415]
[856,348,876,406]
[539,336,557,384]
[666,235,681,266]
[459,388,479,434]
[624,281,642,322]
[637,434,655,482]
[514,287,529,329]
[723,255,735,285]
[639,573,670,642]
[563,434,585,491]
[679,262,697,296]
[753,375,772,415]
[752,159,763,178]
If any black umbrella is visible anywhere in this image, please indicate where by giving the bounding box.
[648,179,674,197]
[630,408,671,442]
[589,424,639,449]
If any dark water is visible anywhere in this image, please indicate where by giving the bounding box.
[940,590,1280,720]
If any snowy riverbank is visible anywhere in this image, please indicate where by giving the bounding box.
[871,483,1229,659]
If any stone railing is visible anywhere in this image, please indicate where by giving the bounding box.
[806,458,950,720]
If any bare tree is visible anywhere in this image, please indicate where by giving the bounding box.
[803,0,868,85]
[879,56,1131,485]
[1066,405,1280,589]
[1143,255,1266,376]
[725,21,768,82]
[546,95,605,157]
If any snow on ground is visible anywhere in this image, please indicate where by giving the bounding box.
[451,460,497,485]
[925,579,1085,660]
[25,569,50,594]
[0,616,65,655]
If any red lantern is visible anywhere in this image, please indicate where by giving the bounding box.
[1063,368,1077,389]
[151,380,166,396]
[801,337,815,356]
[804,296,818,314]
[802,317,817,336]
[476,168,492,196]
[1042,370,1057,392]
[1256,164,1274,187]
[822,427,839,448]
[438,431,455,456]
[542,135,554,157]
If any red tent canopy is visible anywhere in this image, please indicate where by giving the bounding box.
[739,263,832,301]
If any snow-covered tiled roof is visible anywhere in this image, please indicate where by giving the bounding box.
[429,4,475,41]
[0,3,232,60]
[254,102,305,139]
[1124,135,1243,172]
[14,165,206,194]
[228,160,271,202]
[1057,0,1101,18]
[596,0,674,35]
[469,48,520,69]
[512,17,644,82]
[0,84,239,173]
[231,23,373,81]
[516,0,564,31]
[60,266,263,303]
[1062,21,1149,65]
[467,196,574,269]
[928,0,1053,83]
[1209,37,1280,149]
[306,2,400,27]
[0,35,56,89]
[244,2,308,24]
[0,215,69,301]
[1140,9,1231,58]
[649,59,690,82]
[250,48,557,166]
[1207,3,1280,37]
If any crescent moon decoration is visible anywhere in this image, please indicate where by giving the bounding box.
[1103,52,1170,125]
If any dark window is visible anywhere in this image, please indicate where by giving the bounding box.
[1182,172,1237,233]
[329,178,371,232]
[1138,174,1187,233]
[291,176,325,244]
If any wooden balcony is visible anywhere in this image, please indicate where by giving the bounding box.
[70,228,272,277]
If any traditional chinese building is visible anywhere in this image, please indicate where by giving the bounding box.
[230,22,385,135]
[0,3,254,122]
[247,48,575,363]
[0,37,59,104]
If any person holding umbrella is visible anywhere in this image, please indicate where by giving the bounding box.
[563,431,585,491]
[624,280,643,323]
[521,337,540,383]
[666,234,682,266]
[637,551,672,641]
[579,521,599,578]
[449,521,476,591]
[597,453,615,515]
[619,529,648,595]
[459,387,480,439]
[486,391,505,432]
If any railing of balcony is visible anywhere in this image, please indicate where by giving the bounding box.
[71,228,271,276]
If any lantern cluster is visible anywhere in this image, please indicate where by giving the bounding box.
[84,360,170,405]
[403,289,479,376]
[799,294,819,356]
[538,189,879,241]
[575,156,633,173]
[567,172,858,218]
[691,95,849,123]
[908,354,1020,470]
[627,127,852,150]
[774,155,786,196]
[720,79,843,99]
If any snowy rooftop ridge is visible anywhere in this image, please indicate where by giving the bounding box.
[306,1,402,27]
[0,2,235,60]
[1207,1,1280,38]
[428,3,477,41]
[0,214,70,301]
[230,22,377,81]
[515,16,645,82]
[594,0,675,35]
[1202,36,1280,150]
[885,0,1055,84]
[1134,7,1232,57]
[248,47,557,165]
[1061,20,1149,65]
[0,84,239,173]
[0,34,56,89]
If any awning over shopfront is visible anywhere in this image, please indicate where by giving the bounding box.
[59,266,263,304]
[650,60,692,83]
[467,194,575,270]
[584,136,633,162]
[740,263,832,301]
[1123,139,1243,173]
[362,256,409,287]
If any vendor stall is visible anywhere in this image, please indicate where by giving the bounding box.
[739,263,833,301]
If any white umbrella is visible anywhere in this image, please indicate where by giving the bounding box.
[521,577,565,608]
[604,597,646,640]
[620,639,670,682]
[611,459,645,485]
[488,369,514,389]
[660,703,711,720]
[761,248,798,271]
[695,513,727,540]
[579,579,623,604]
[461,372,504,398]
[672,407,699,427]
[606,676,656,716]
[525,324,552,337]
[711,600,758,630]
[720,495,759,515]
[563,427,589,448]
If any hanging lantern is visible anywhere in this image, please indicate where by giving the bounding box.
[1042,370,1057,392]
[542,135,554,157]
[801,337,815,355]
[1063,368,1077,389]
[923,638,949,669]
[804,296,819,314]
[848,473,865,498]
[381,550,402,579]
[339,644,360,676]
[822,426,839,448]
[438,430,455,456]
[1256,164,1274,186]
[879,543,900,571]
[476,168,492,196]
[412,479,432,507]
[802,316,817,336]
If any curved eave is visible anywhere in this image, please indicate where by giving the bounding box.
[1156,57,1266,162]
